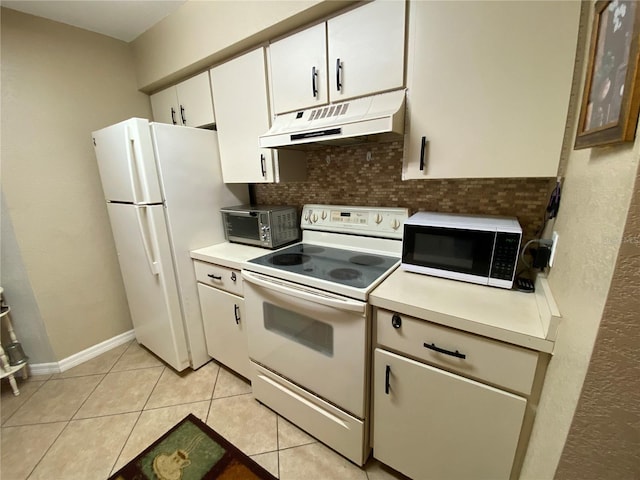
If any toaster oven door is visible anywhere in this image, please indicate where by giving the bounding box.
[222,212,264,247]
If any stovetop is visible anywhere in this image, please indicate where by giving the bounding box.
[247,242,399,291]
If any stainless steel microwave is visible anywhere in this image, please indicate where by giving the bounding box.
[401,212,522,289]
[220,205,299,249]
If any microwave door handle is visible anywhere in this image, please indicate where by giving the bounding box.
[241,271,366,314]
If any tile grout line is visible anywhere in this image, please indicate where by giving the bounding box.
[25,418,70,480]
[1,376,48,426]
[107,410,143,477]
[140,366,167,412]
[275,415,281,479]
[205,362,221,424]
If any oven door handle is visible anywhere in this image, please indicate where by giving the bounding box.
[242,271,366,314]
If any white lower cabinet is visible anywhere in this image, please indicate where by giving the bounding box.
[196,267,251,379]
[373,348,526,480]
[372,307,541,479]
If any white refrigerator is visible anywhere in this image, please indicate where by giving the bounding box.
[92,118,248,371]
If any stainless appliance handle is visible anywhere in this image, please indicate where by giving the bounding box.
[221,210,257,217]
[242,271,366,314]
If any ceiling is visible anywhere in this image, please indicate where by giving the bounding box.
[1,0,186,42]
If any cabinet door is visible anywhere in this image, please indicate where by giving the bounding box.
[402,1,579,179]
[269,23,328,114]
[175,72,215,127]
[150,87,180,125]
[197,283,251,379]
[328,0,405,102]
[373,348,526,480]
[210,47,276,183]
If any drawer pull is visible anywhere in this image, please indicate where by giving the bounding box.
[391,314,402,328]
[423,342,466,359]
[385,365,391,394]
[207,274,222,280]
[234,304,240,324]
[230,272,237,282]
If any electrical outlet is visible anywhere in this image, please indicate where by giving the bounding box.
[549,231,559,267]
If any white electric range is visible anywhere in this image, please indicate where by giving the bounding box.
[242,204,408,465]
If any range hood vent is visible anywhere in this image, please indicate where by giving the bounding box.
[259,89,406,149]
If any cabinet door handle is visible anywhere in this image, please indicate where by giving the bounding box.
[311,66,318,98]
[260,154,267,177]
[170,107,177,125]
[180,105,186,125]
[234,304,240,324]
[335,58,342,92]
[385,365,391,395]
[207,274,222,280]
[423,342,466,359]
[230,272,237,282]
[419,136,427,171]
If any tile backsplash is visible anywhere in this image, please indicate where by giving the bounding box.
[253,141,556,242]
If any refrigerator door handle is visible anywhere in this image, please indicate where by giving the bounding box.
[124,126,142,204]
[135,206,160,275]
[127,123,153,204]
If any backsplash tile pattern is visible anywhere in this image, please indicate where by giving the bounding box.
[253,141,556,241]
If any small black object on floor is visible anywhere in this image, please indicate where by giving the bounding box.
[515,276,535,293]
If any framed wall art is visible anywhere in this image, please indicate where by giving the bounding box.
[575,0,640,149]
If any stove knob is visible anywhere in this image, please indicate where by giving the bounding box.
[391,218,401,230]
[312,213,318,223]
[304,211,310,222]
[375,214,383,224]
[321,211,327,220]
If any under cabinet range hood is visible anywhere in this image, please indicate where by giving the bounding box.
[259,89,406,148]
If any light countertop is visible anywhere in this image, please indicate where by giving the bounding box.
[370,269,561,353]
[190,242,270,270]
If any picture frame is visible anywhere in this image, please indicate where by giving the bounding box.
[575,0,640,149]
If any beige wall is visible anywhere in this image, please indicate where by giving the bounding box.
[131,0,355,92]
[520,3,640,478]
[0,8,152,361]
[555,152,640,479]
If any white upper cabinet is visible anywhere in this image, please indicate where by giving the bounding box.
[150,87,180,126]
[402,1,580,179]
[269,23,328,115]
[150,71,215,127]
[268,0,406,115]
[327,0,405,103]
[210,47,306,184]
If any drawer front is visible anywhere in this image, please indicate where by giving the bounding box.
[193,260,243,296]
[376,309,538,395]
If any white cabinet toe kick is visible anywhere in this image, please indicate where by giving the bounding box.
[251,362,368,466]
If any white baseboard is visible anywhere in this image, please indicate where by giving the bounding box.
[28,330,136,375]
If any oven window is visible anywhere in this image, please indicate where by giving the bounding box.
[226,215,260,240]
[263,303,334,357]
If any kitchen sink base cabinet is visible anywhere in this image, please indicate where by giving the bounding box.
[373,348,527,480]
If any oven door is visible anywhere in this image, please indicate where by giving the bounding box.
[242,270,369,418]
[402,225,496,285]
[222,211,264,247]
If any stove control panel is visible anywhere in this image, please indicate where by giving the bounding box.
[302,205,409,239]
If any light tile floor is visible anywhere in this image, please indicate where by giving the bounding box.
[0,341,408,480]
